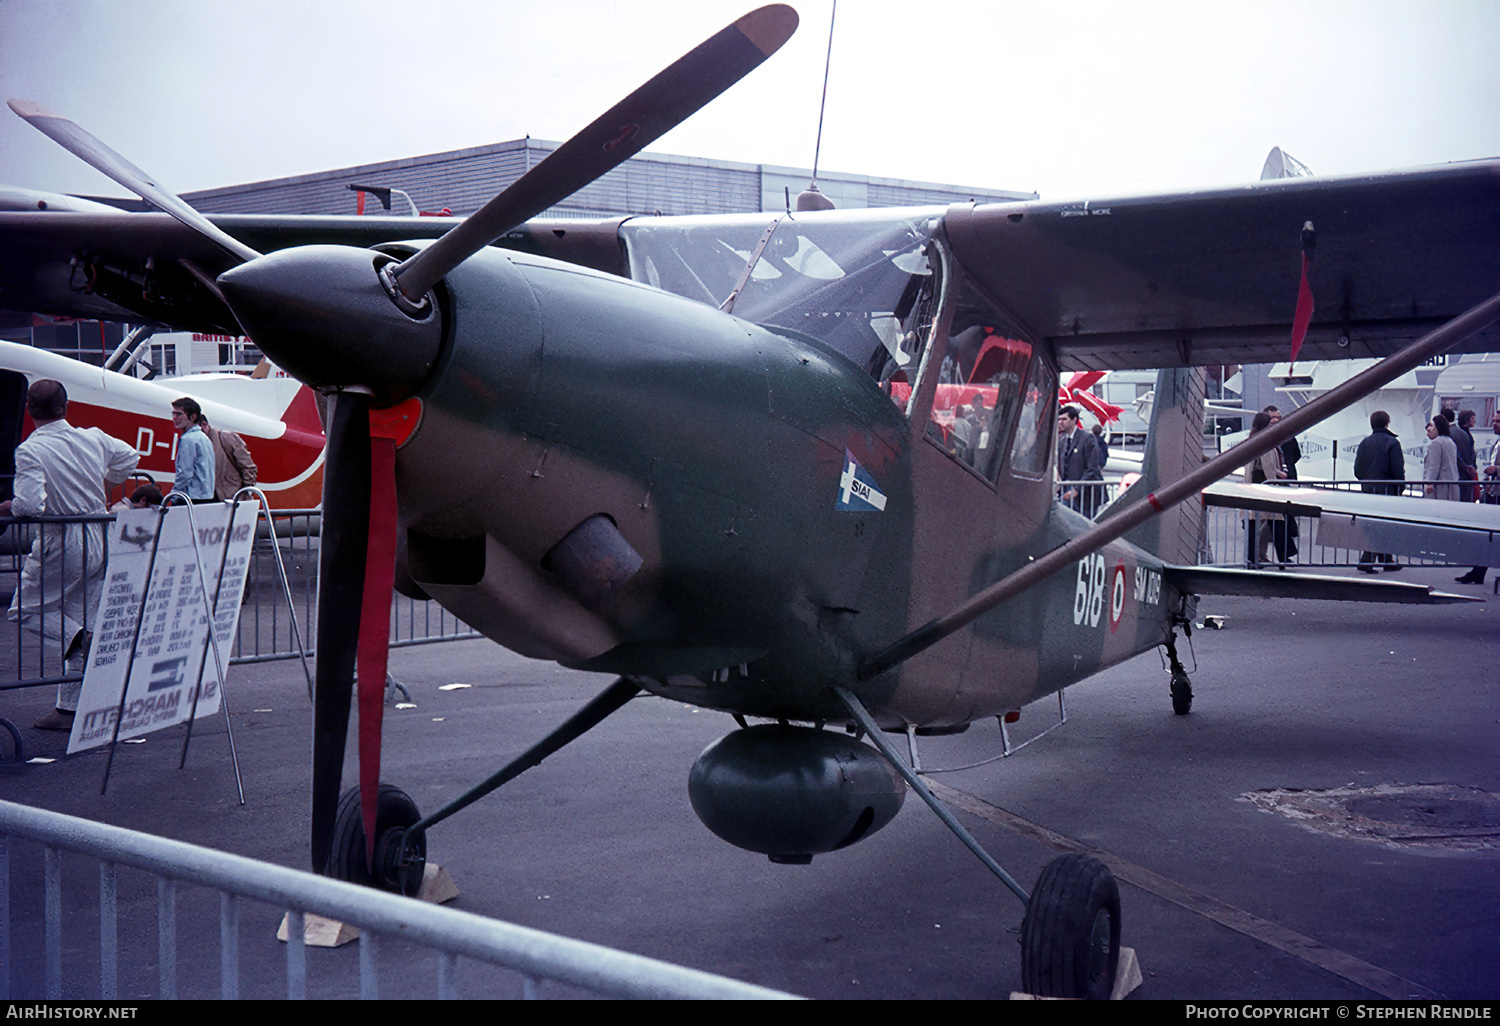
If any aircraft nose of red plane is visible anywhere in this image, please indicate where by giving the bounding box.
[218,244,443,404]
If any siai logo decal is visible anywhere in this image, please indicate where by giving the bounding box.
[837,450,888,512]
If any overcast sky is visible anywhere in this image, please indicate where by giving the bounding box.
[2,0,1497,206]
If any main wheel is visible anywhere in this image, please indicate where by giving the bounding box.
[1170,671,1193,715]
[329,784,427,896]
[1020,853,1121,999]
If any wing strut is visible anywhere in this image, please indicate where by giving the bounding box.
[859,289,1500,681]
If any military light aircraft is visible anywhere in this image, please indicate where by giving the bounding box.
[4,4,1500,999]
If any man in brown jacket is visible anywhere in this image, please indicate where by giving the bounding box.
[201,416,258,500]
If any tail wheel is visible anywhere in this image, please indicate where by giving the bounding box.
[329,784,426,897]
[1020,853,1121,999]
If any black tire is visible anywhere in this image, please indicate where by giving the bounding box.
[1170,673,1193,716]
[1020,853,1121,1000]
[328,784,426,896]
[0,717,23,764]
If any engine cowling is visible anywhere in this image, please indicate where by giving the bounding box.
[688,724,906,863]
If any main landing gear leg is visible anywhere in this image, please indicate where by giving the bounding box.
[1165,633,1193,716]
[833,686,1123,999]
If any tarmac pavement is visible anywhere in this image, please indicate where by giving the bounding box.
[1,565,1495,1000]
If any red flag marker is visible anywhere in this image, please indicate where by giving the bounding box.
[1289,221,1316,369]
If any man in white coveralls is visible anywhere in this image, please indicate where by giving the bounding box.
[1,380,139,730]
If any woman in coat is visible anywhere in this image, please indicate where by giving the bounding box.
[1423,416,1460,501]
[1243,411,1286,566]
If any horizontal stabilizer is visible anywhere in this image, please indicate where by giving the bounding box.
[1313,512,1499,568]
[1162,565,1480,605]
[1204,481,1500,567]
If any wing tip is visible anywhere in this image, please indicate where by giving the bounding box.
[1428,589,1486,605]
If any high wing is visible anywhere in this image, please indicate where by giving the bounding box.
[1203,480,1500,569]
[3,160,1497,364]
[945,160,1500,369]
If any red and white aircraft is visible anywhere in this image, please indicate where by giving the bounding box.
[0,338,326,508]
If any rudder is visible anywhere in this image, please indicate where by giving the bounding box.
[1105,366,1208,565]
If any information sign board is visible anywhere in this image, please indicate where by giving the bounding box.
[68,501,257,753]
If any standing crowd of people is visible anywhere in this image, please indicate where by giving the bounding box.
[1352,406,1498,584]
[1056,397,1494,584]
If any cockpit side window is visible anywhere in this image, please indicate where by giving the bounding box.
[1008,351,1057,480]
[919,275,1039,484]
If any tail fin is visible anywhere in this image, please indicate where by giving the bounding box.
[1108,366,1208,565]
[280,383,327,437]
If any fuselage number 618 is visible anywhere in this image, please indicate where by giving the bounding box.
[1073,553,1107,627]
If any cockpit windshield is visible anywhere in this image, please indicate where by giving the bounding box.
[621,209,942,383]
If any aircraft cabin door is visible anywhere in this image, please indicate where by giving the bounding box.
[891,265,1059,717]
[0,370,29,504]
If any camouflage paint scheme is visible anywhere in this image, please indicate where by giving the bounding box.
[384,233,1201,731]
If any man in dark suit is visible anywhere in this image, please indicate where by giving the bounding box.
[1056,405,1103,516]
[1353,410,1405,572]
[1451,409,1478,502]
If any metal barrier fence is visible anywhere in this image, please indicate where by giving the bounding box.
[0,800,796,1000]
[0,509,477,694]
[1056,479,1117,519]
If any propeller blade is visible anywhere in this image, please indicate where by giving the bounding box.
[356,435,399,869]
[7,99,262,264]
[311,390,372,874]
[389,4,798,301]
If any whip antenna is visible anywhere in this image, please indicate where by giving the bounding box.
[797,1,837,211]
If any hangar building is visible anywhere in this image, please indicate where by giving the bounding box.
[179,137,1036,219]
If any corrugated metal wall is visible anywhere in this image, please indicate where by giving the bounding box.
[182,138,1034,218]
[184,140,535,217]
